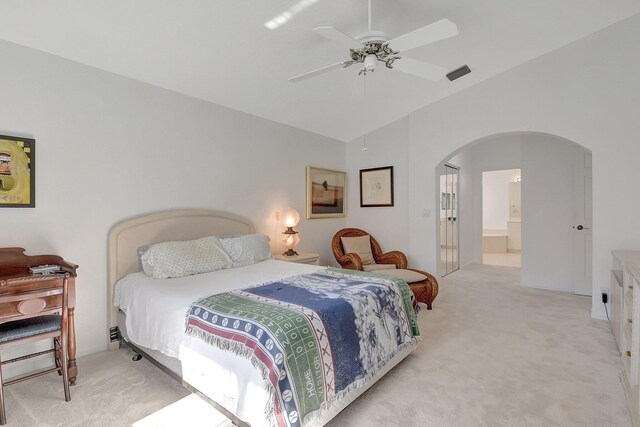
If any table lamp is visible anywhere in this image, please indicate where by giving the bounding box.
[282,208,301,256]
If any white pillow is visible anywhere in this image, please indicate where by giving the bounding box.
[219,234,272,268]
[140,236,232,279]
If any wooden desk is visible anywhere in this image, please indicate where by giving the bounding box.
[0,248,78,385]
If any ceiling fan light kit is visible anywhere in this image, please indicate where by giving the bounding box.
[363,54,378,73]
[288,0,460,83]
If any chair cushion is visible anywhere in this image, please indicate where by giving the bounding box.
[376,269,428,284]
[363,264,397,272]
[341,235,374,265]
[0,315,61,344]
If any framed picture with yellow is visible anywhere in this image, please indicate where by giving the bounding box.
[306,166,346,219]
[0,135,35,208]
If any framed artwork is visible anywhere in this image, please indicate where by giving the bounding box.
[306,166,346,219]
[0,135,35,208]
[360,166,394,207]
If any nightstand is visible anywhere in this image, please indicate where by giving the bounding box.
[274,252,320,265]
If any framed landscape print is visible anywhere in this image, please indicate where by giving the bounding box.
[0,135,35,208]
[306,166,346,219]
[360,166,394,207]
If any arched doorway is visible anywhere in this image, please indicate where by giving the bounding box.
[435,132,593,296]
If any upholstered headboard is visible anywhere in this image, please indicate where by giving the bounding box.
[106,209,255,349]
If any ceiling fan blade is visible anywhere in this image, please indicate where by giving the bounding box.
[313,26,363,49]
[289,61,353,83]
[391,57,449,81]
[387,19,458,53]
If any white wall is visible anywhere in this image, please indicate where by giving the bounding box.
[345,120,410,256]
[0,39,346,357]
[347,13,640,319]
[482,169,520,232]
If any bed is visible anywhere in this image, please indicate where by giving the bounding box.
[107,209,420,427]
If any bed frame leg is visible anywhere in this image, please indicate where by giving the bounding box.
[132,353,142,361]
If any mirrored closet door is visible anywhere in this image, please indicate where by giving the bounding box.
[440,164,459,276]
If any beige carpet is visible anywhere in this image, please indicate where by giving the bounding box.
[1,264,629,426]
[483,252,522,268]
[330,264,629,426]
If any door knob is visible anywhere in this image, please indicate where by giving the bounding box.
[575,225,590,230]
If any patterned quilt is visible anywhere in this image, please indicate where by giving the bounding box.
[185,268,420,427]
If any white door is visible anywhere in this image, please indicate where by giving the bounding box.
[573,151,593,296]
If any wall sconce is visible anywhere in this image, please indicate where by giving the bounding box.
[281,208,301,256]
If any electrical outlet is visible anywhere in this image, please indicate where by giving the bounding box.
[601,292,608,304]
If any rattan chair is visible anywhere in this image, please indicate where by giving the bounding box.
[332,228,408,270]
[332,228,439,309]
[0,274,71,424]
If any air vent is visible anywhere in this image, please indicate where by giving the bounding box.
[446,65,471,82]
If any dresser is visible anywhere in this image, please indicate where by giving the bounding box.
[0,248,79,385]
[611,250,640,427]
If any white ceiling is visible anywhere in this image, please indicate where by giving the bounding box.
[1,1,639,142]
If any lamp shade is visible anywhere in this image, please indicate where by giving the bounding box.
[282,208,300,228]
[364,53,377,71]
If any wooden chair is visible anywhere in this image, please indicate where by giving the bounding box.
[332,228,439,309]
[0,274,71,424]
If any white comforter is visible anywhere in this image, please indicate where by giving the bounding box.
[113,259,322,426]
[114,259,321,358]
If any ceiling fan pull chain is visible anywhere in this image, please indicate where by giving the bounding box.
[362,74,368,151]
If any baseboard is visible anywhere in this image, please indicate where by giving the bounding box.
[591,309,607,321]
[520,280,573,293]
[591,305,607,321]
[79,343,113,357]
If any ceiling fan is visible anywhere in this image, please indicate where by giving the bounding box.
[289,0,459,83]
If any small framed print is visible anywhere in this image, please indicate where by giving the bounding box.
[360,166,393,207]
[0,135,35,208]
[306,166,346,219]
